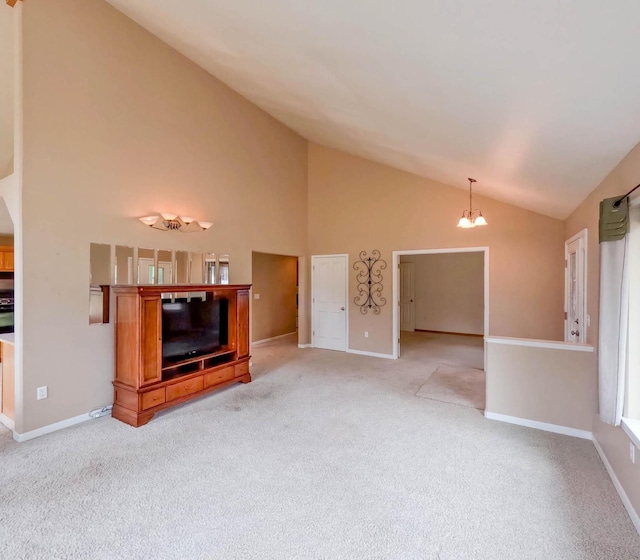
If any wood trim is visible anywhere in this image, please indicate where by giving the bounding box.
[112,283,251,295]
[414,329,484,338]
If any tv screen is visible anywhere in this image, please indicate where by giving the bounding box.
[162,299,224,365]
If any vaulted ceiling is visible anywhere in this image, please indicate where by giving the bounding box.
[107,1,640,218]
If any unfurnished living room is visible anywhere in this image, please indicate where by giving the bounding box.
[2,0,640,558]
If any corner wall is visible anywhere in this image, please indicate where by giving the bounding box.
[19,0,308,433]
[564,140,640,523]
[308,143,565,355]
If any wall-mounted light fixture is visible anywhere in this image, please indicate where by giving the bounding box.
[138,213,213,233]
[457,178,488,228]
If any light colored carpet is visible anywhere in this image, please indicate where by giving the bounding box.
[1,334,639,559]
[400,330,484,370]
[416,365,486,410]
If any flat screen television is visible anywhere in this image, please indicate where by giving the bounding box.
[161,298,227,365]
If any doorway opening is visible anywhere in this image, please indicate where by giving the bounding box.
[393,247,489,359]
[251,251,299,349]
[392,247,488,410]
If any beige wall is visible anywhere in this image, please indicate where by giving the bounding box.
[401,252,484,335]
[485,341,596,432]
[308,143,565,355]
[251,252,298,342]
[0,5,14,179]
[564,140,640,525]
[19,0,308,433]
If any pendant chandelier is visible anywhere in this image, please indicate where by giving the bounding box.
[457,178,488,228]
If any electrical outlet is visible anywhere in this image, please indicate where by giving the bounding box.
[37,386,48,400]
[254,293,260,300]
[631,442,636,464]
[364,331,369,338]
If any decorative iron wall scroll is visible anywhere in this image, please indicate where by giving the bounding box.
[353,250,387,314]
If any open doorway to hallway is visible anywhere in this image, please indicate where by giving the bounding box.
[251,252,299,348]
[392,248,488,410]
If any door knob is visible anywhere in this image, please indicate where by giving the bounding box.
[340,307,345,311]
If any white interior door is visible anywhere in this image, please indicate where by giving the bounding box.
[565,230,587,343]
[312,255,347,351]
[399,262,415,332]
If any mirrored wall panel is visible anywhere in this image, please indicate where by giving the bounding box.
[204,253,217,284]
[190,252,204,284]
[157,250,173,285]
[176,251,190,284]
[115,245,134,285]
[89,243,111,325]
[219,254,230,284]
[138,248,155,284]
[90,243,111,285]
[93,245,232,312]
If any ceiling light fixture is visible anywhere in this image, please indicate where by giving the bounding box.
[138,214,213,232]
[457,178,488,228]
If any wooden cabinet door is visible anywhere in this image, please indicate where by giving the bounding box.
[0,248,14,271]
[139,296,162,386]
[237,289,250,358]
[4,251,14,271]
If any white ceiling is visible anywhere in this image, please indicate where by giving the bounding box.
[106,0,640,219]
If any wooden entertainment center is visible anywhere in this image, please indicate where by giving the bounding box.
[112,284,251,427]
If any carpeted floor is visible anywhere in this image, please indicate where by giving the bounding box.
[416,365,486,410]
[1,334,639,559]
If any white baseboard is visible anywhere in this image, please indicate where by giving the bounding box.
[298,344,312,349]
[346,348,395,360]
[13,412,93,442]
[484,411,593,440]
[0,412,14,431]
[252,332,297,347]
[593,437,640,535]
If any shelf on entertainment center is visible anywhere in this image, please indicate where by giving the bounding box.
[162,346,234,371]
[161,346,236,379]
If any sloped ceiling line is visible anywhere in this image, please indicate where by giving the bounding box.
[97,1,640,218]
